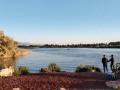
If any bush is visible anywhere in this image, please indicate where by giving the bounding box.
[48,63,61,72]
[91,66,101,72]
[13,67,20,76]
[0,31,19,58]
[18,66,30,75]
[75,65,101,72]
[41,68,52,72]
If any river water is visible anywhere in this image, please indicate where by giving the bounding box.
[1,48,120,73]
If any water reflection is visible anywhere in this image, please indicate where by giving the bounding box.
[0,57,20,69]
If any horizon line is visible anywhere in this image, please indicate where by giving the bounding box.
[18,41,120,45]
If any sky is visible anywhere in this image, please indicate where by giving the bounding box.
[0,0,120,44]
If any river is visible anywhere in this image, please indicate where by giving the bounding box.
[12,48,119,73]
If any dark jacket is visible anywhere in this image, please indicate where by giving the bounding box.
[109,57,114,65]
[102,57,108,65]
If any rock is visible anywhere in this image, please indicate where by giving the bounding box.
[58,88,66,90]
[80,68,91,72]
[106,80,120,89]
[12,88,21,90]
[0,66,14,77]
[91,70,95,72]
[40,68,52,72]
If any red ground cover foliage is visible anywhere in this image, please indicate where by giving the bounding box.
[0,72,110,90]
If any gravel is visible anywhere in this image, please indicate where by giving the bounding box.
[0,72,110,90]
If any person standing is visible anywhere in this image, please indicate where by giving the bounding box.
[109,54,115,72]
[102,55,108,73]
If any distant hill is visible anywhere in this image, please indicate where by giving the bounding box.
[18,42,32,46]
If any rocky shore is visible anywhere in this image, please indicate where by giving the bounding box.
[0,72,110,90]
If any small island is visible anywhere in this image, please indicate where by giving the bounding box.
[0,31,31,58]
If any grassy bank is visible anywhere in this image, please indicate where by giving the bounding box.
[17,49,32,56]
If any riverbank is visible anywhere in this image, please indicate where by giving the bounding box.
[0,72,110,90]
[17,49,32,56]
[0,49,32,59]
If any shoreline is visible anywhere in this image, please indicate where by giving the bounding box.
[17,49,32,56]
[0,49,32,59]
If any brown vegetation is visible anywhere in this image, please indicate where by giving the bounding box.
[17,49,32,57]
[0,31,31,58]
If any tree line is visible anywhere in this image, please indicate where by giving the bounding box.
[18,41,120,48]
